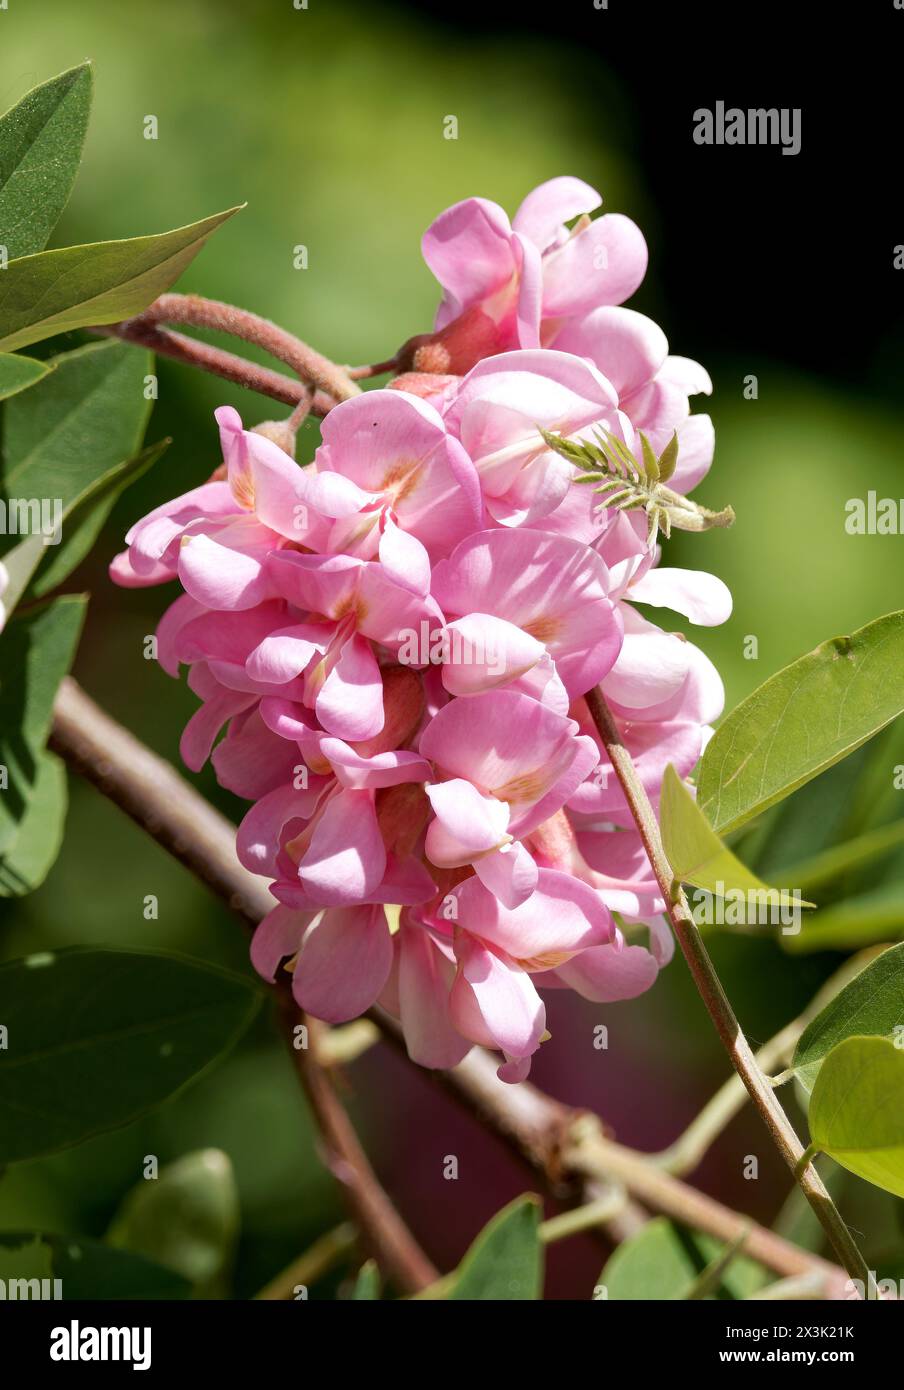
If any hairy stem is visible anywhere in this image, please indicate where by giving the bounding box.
[103,292,361,406]
[583,686,873,1295]
[93,322,336,416]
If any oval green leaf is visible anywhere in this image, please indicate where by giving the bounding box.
[449,1194,542,1300]
[0,63,93,260]
[107,1149,239,1296]
[0,352,50,400]
[809,1035,904,1199]
[0,947,261,1163]
[0,594,86,852]
[0,204,243,352]
[598,1217,767,1300]
[660,764,805,914]
[793,944,904,1092]
[0,752,67,897]
[698,611,904,835]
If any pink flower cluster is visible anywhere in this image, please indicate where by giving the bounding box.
[112,177,730,1082]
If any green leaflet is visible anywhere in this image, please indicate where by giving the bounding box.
[808,1036,904,1200]
[0,205,243,352]
[107,1149,240,1297]
[448,1194,543,1300]
[597,1217,767,1300]
[0,947,262,1163]
[698,611,904,835]
[0,63,93,259]
[660,764,805,917]
[0,752,67,897]
[0,594,86,853]
[0,352,50,400]
[792,945,904,1091]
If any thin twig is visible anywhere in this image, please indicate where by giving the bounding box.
[253,1221,357,1300]
[49,677,437,1296]
[93,322,336,416]
[118,293,362,404]
[583,686,873,1295]
[49,678,852,1298]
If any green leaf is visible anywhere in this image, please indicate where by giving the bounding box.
[0,751,67,896]
[0,352,50,400]
[808,1036,904,1199]
[598,1217,767,1300]
[449,1194,543,1300]
[31,438,169,598]
[0,594,86,853]
[660,764,805,915]
[0,63,93,259]
[0,1231,190,1300]
[0,338,160,611]
[352,1260,381,1300]
[699,610,904,835]
[2,337,153,511]
[107,1149,239,1297]
[0,204,243,352]
[0,946,262,1163]
[793,946,904,1092]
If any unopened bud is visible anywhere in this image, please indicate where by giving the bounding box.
[251,419,297,458]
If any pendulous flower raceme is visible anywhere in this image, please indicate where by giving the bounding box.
[112,176,732,1083]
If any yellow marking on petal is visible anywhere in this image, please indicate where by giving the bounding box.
[493,769,551,804]
[522,614,562,644]
[515,951,571,971]
[381,458,422,505]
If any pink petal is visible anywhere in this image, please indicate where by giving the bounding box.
[628,567,732,626]
[512,175,601,250]
[250,904,313,981]
[422,196,516,328]
[454,868,611,960]
[299,788,386,905]
[315,634,384,741]
[293,905,393,1022]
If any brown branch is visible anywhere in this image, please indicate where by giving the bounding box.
[49,677,437,1295]
[50,677,852,1298]
[584,686,870,1293]
[94,322,336,416]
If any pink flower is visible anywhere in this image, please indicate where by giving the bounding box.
[552,306,715,493]
[413,177,647,374]
[314,389,482,567]
[441,348,620,526]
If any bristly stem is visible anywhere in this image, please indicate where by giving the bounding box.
[583,685,875,1296]
[98,292,362,408]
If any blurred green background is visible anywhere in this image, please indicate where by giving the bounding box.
[1,0,902,1297]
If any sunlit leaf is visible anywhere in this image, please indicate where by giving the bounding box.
[0,352,50,400]
[793,945,904,1092]
[808,1036,904,1199]
[0,63,93,259]
[0,204,243,352]
[698,611,904,834]
[660,764,804,914]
